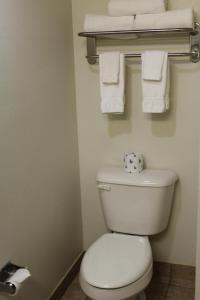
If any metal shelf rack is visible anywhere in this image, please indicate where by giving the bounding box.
[78,22,200,64]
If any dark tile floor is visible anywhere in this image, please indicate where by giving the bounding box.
[61,262,195,300]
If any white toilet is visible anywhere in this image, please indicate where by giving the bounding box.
[80,166,178,300]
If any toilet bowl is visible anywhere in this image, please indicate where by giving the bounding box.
[79,167,178,300]
[80,233,153,300]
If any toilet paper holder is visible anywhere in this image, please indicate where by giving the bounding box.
[0,262,28,295]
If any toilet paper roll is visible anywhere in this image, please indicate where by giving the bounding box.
[123,152,144,173]
[6,268,31,296]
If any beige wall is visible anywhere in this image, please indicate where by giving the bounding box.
[0,1,82,299]
[72,0,200,266]
[196,155,200,299]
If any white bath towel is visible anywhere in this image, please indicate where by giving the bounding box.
[100,53,125,114]
[83,9,193,33]
[142,51,165,81]
[84,14,134,32]
[134,8,194,30]
[101,52,120,84]
[142,51,170,113]
[108,0,166,16]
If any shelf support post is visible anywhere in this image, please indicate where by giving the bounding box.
[191,23,200,62]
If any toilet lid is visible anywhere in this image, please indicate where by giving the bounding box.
[81,233,152,289]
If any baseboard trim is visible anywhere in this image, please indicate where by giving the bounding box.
[49,251,85,300]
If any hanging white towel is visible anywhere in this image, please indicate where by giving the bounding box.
[100,52,125,114]
[142,51,170,113]
[134,8,194,30]
[84,14,134,32]
[142,51,165,81]
[108,0,166,16]
[101,52,120,84]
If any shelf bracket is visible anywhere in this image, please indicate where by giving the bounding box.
[87,37,97,65]
[190,23,200,62]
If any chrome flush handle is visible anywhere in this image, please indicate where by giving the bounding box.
[97,184,111,191]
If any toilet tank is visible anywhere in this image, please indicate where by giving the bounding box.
[97,167,178,235]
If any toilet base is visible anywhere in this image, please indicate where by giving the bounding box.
[127,291,146,300]
[138,291,146,300]
[86,292,146,300]
[86,291,146,300]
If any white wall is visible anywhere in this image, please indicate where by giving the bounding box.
[195,149,200,299]
[0,1,82,299]
[72,0,200,266]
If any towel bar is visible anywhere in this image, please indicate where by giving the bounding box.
[79,22,200,64]
[86,49,199,60]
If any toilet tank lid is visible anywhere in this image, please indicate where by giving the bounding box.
[97,166,178,187]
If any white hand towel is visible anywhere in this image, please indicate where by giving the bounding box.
[108,0,166,16]
[134,8,194,30]
[142,51,170,113]
[100,53,125,114]
[142,51,165,81]
[84,14,134,32]
[101,52,120,83]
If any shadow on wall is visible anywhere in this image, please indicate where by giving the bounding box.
[150,180,181,262]
[150,61,199,138]
[104,61,178,138]
[107,66,133,137]
[150,62,177,137]
[100,60,200,139]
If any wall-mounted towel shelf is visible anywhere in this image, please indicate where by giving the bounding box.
[78,22,200,64]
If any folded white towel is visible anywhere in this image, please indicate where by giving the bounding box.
[142,51,170,113]
[108,0,166,16]
[142,51,165,81]
[100,53,125,114]
[84,14,134,32]
[134,8,194,30]
[101,52,120,83]
[84,9,193,33]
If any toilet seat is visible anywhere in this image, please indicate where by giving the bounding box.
[80,263,153,300]
[80,233,152,289]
